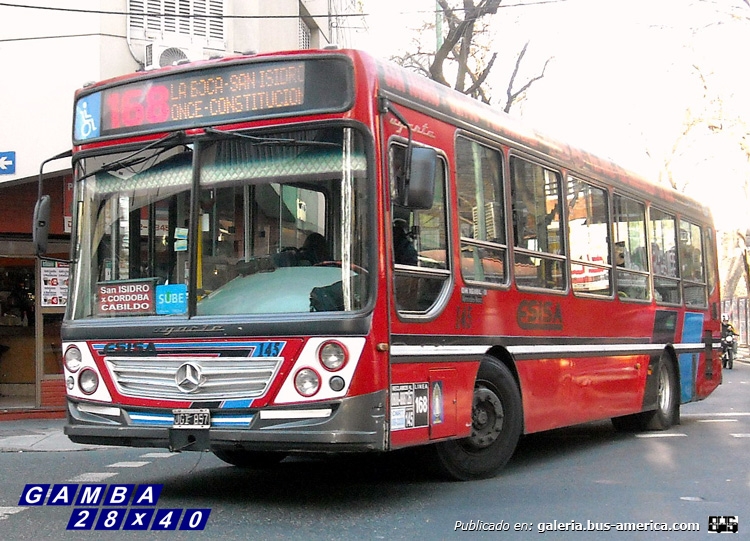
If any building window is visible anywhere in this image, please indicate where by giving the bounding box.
[299,19,312,49]
[129,0,225,45]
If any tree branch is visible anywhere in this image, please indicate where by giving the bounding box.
[465,52,497,98]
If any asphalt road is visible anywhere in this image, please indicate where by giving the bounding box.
[0,360,748,540]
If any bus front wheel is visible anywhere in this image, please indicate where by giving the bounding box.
[428,358,523,481]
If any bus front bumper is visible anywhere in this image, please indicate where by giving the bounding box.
[64,391,387,453]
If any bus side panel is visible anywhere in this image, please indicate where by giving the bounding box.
[515,358,571,434]
[517,354,648,434]
[388,362,475,449]
[678,311,724,404]
[678,312,704,402]
[570,354,648,424]
[696,350,721,400]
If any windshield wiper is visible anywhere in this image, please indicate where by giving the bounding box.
[204,127,341,148]
[77,131,188,182]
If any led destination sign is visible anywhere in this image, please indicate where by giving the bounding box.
[74,57,353,142]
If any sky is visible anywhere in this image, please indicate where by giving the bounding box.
[350,0,750,231]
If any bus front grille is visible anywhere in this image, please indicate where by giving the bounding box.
[104,356,282,401]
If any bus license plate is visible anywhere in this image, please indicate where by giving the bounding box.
[172,409,210,429]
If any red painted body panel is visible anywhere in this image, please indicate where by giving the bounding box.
[64,49,721,456]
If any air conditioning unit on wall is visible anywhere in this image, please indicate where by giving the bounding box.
[144,41,201,70]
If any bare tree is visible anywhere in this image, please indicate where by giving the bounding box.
[645,64,715,192]
[390,0,552,112]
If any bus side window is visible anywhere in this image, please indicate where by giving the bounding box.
[650,208,681,304]
[456,137,507,285]
[679,219,707,307]
[568,178,611,296]
[390,143,450,313]
[509,157,565,291]
[612,195,650,301]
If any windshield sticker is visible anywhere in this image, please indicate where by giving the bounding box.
[96,280,156,316]
[431,381,444,425]
[156,284,188,315]
[174,227,189,252]
[74,92,101,141]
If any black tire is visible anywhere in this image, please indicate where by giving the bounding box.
[727,350,734,370]
[427,358,523,481]
[612,354,679,432]
[212,449,286,468]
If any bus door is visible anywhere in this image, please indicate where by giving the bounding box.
[386,141,463,446]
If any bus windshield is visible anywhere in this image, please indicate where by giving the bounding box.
[69,127,371,319]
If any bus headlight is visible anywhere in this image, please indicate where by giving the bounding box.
[318,341,347,371]
[64,346,83,373]
[78,368,99,395]
[294,368,320,397]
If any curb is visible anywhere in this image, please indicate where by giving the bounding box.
[0,408,65,422]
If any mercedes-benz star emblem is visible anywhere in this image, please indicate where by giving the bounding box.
[175,362,203,393]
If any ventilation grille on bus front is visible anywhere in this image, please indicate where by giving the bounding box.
[105,357,282,401]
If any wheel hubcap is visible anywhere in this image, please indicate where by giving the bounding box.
[468,386,504,449]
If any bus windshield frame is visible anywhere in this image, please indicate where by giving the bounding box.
[68,125,373,321]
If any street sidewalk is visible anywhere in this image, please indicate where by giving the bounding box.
[0,418,107,452]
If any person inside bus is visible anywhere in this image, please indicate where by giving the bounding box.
[614,241,626,267]
[298,232,330,265]
[393,219,418,266]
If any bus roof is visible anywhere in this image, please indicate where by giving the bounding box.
[355,49,713,225]
[75,47,713,225]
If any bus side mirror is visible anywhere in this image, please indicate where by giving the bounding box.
[33,195,51,256]
[399,146,436,210]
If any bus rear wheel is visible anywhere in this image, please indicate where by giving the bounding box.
[212,449,287,468]
[428,358,522,481]
[612,354,678,432]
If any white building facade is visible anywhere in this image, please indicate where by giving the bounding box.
[0,0,355,412]
[1,0,351,184]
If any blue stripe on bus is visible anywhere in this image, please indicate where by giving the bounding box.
[220,399,254,409]
[679,312,704,403]
[128,411,254,427]
[128,412,173,426]
[92,341,284,356]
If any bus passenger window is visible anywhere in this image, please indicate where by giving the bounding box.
[612,195,650,301]
[510,157,565,290]
[568,179,611,296]
[650,209,680,304]
[679,220,707,307]
[456,137,507,285]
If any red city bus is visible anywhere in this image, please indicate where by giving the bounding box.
[35,48,721,480]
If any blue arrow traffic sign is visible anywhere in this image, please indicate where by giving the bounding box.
[0,152,16,175]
